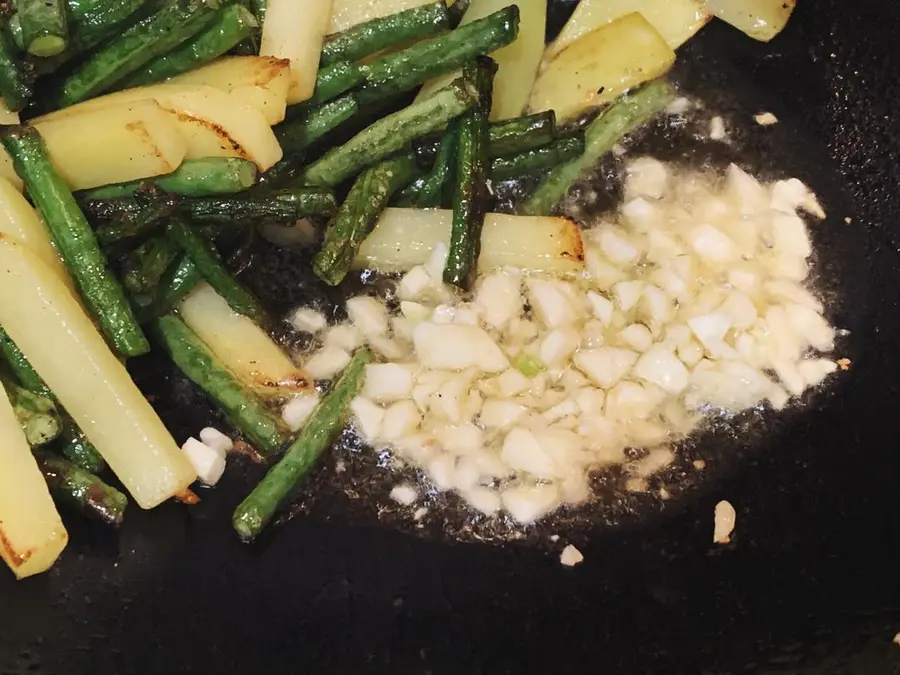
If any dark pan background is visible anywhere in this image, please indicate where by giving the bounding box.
[4,0,900,673]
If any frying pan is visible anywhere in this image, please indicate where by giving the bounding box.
[3,0,900,672]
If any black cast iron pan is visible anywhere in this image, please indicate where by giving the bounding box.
[3,1,900,672]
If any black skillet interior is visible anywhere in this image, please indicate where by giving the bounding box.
[4,1,900,673]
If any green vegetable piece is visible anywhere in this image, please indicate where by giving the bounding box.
[490,135,585,182]
[120,237,181,295]
[81,187,338,224]
[519,80,677,216]
[300,61,365,108]
[94,196,179,248]
[275,95,359,154]
[320,1,449,66]
[81,158,259,200]
[0,327,105,472]
[0,126,150,357]
[153,315,290,456]
[121,4,259,87]
[514,353,545,378]
[303,77,477,188]
[487,111,557,157]
[0,30,32,111]
[58,0,219,106]
[35,450,127,527]
[16,0,69,57]
[232,347,372,540]
[414,111,557,164]
[165,217,264,324]
[314,153,418,286]
[28,0,149,77]
[354,5,518,104]
[3,378,62,446]
[396,121,459,208]
[56,425,106,474]
[138,254,203,323]
[444,57,495,288]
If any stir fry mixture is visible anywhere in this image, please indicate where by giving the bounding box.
[0,0,809,579]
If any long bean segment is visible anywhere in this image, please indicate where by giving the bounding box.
[232,347,372,540]
[0,31,32,111]
[301,61,365,108]
[520,80,676,216]
[397,123,458,208]
[304,78,477,188]
[355,6,519,104]
[0,328,105,472]
[29,0,148,76]
[165,218,264,324]
[3,377,61,446]
[82,159,259,200]
[122,4,259,87]
[82,187,338,224]
[275,95,359,154]
[94,198,179,248]
[444,57,495,288]
[120,237,181,295]
[414,111,557,165]
[57,0,219,106]
[1,126,150,357]
[35,450,127,528]
[491,135,585,182]
[153,315,290,456]
[17,0,69,57]
[488,111,557,157]
[314,153,418,286]
[139,255,203,323]
[321,2,450,66]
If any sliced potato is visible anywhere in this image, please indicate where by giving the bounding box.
[0,98,20,125]
[0,150,23,191]
[0,178,72,289]
[0,381,67,580]
[180,283,313,397]
[166,56,292,125]
[529,12,675,122]
[416,0,546,121]
[35,84,283,171]
[0,236,197,509]
[29,99,187,191]
[546,0,708,61]
[355,208,585,275]
[261,0,333,104]
[706,0,795,42]
[329,0,439,33]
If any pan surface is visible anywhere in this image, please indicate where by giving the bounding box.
[3,0,900,673]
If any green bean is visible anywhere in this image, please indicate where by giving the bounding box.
[354,6,518,104]
[16,0,69,57]
[314,153,418,286]
[303,78,476,188]
[520,80,676,216]
[165,217,264,323]
[275,95,359,154]
[1,126,149,357]
[320,2,449,66]
[57,0,219,106]
[232,347,372,540]
[81,159,259,200]
[121,4,259,87]
[444,57,495,288]
[35,450,127,527]
[153,315,290,456]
